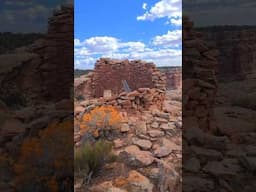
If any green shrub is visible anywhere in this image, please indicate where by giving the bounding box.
[74,140,115,183]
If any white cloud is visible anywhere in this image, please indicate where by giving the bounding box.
[119,42,146,52]
[74,1,182,69]
[131,48,181,59]
[75,36,146,56]
[102,53,130,60]
[75,47,90,57]
[137,0,181,26]
[169,17,182,25]
[129,48,181,66]
[75,57,96,69]
[74,39,82,46]
[142,3,147,10]
[83,36,119,54]
[152,30,181,47]
[75,35,181,69]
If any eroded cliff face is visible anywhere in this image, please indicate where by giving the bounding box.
[200,28,256,79]
[0,5,73,105]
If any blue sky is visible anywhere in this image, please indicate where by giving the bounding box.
[75,0,182,69]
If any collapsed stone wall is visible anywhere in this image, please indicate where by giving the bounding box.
[31,5,74,101]
[86,58,166,98]
[78,88,165,115]
[74,72,94,100]
[183,16,218,132]
[0,5,73,104]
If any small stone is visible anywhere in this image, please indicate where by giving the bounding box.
[124,145,154,166]
[137,134,151,140]
[124,170,154,192]
[155,111,170,120]
[114,139,126,148]
[148,168,160,179]
[135,121,147,134]
[132,138,152,150]
[74,134,81,143]
[121,123,130,133]
[148,130,165,137]
[160,123,169,130]
[154,146,172,157]
[175,121,182,129]
[74,106,84,115]
[151,121,159,129]
[154,117,168,123]
[162,138,180,151]
[90,181,127,192]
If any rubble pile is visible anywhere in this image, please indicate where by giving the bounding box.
[79,88,165,114]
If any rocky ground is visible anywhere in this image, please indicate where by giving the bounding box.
[0,99,73,191]
[74,89,182,192]
[183,78,256,191]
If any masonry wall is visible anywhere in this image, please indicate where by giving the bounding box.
[89,58,166,98]
[183,16,218,132]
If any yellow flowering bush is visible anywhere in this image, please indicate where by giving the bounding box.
[80,105,122,137]
[14,120,73,191]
